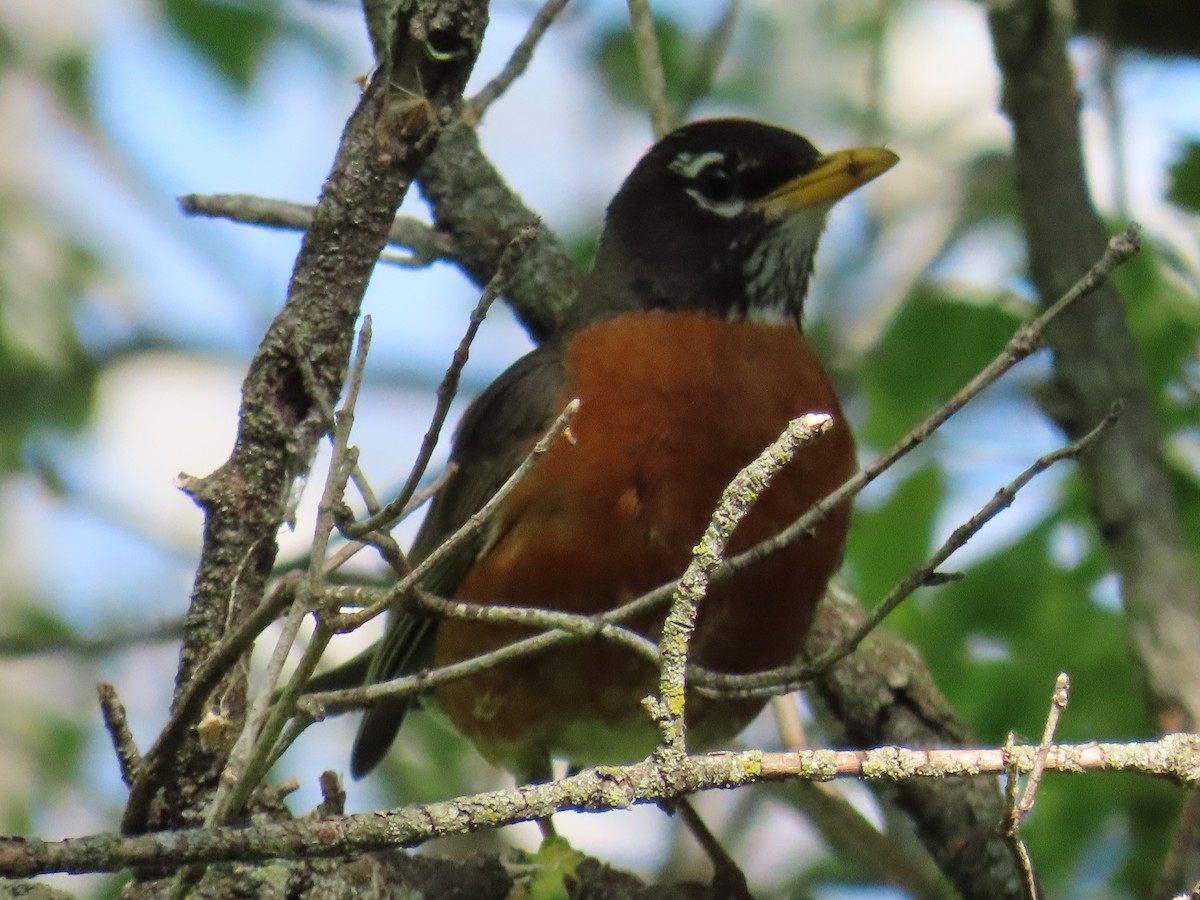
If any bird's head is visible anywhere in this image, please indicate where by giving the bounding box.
[582,118,897,328]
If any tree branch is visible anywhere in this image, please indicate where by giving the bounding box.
[121,0,489,836]
[989,0,1200,734]
[6,733,1199,877]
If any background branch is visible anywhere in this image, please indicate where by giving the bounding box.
[989,0,1200,734]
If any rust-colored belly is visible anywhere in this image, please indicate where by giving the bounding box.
[434,311,856,777]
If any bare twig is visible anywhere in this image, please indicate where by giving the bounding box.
[464,0,572,122]
[208,321,373,827]
[647,414,832,753]
[320,464,456,577]
[179,194,458,270]
[416,589,660,665]
[122,574,298,831]
[678,0,740,120]
[333,399,581,632]
[626,0,674,137]
[98,683,140,788]
[8,733,1200,877]
[706,405,1121,698]
[345,225,538,540]
[1003,674,1070,900]
[1017,673,1071,823]
[1003,732,1040,900]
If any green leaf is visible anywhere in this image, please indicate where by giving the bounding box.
[959,151,1019,226]
[31,714,89,787]
[48,50,93,122]
[1110,233,1200,427]
[160,0,279,90]
[588,18,694,117]
[857,287,1023,448]
[844,463,945,603]
[0,221,99,475]
[1167,142,1200,212]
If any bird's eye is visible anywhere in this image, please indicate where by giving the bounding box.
[694,161,736,202]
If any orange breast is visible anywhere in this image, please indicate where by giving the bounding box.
[434,311,856,776]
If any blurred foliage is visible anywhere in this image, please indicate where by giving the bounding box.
[855,287,1024,448]
[0,199,99,474]
[844,463,945,602]
[1074,0,1200,58]
[159,0,281,89]
[588,11,765,122]
[1169,142,1200,213]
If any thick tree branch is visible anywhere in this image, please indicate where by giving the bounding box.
[121,0,489,836]
[989,0,1200,734]
[416,121,582,340]
[809,582,1025,900]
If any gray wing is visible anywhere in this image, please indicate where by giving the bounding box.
[349,339,568,777]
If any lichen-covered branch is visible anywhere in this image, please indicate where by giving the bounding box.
[5,733,1199,878]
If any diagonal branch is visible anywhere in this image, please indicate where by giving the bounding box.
[121,0,489,836]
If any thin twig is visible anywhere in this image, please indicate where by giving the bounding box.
[320,462,456,577]
[121,574,298,832]
[626,0,674,138]
[347,462,382,517]
[1003,732,1039,900]
[344,225,538,540]
[1003,673,1070,900]
[416,588,660,665]
[179,194,457,269]
[1017,673,1071,823]
[678,0,740,121]
[464,0,572,122]
[97,683,140,788]
[334,399,581,632]
[648,414,832,753]
[704,405,1121,697]
[208,319,372,827]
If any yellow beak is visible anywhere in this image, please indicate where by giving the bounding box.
[753,146,899,219]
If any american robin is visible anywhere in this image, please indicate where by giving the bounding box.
[346,118,897,785]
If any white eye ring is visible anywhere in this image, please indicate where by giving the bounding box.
[670,150,746,218]
[694,161,736,202]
